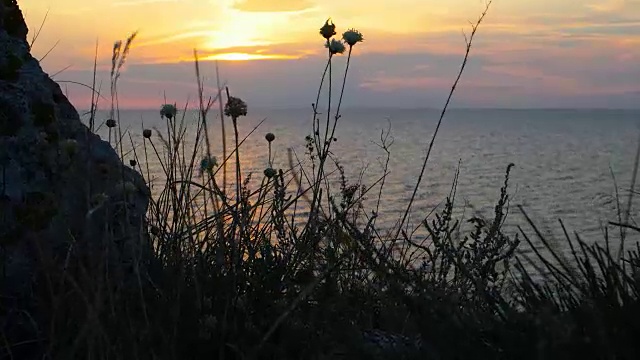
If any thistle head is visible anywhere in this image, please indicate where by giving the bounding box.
[200,155,218,175]
[264,167,277,179]
[319,18,336,40]
[342,29,364,47]
[224,96,248,119]
[160,104,177,119]
[325,39,346,55]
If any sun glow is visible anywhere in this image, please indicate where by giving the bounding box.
[202,10,279,50]
[202,52,299,61]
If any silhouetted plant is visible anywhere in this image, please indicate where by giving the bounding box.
[7,2,640,359]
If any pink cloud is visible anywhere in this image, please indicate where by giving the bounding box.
[360,76,453,92]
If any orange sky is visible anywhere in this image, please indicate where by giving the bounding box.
[19,0,640,108]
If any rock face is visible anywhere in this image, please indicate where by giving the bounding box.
[0,0,150,314]
[361,329,435,359]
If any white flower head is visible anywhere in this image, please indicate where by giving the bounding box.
[325,39,346,55]
[342,28,364,47]
[160,103,178,119]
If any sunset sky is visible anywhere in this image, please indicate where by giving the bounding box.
[20,0,640,109]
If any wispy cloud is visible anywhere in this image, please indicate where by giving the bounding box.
[112,0,178,6]
[20,0,640,108]
[233,0,315,12]
[587,0,630,12]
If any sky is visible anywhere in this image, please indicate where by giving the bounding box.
[19,0,640,109]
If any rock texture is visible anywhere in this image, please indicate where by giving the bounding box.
[361,329,435,359]
[0,0,150,337]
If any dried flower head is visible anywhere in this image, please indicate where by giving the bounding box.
[326,39,346,55]
[106,119,117,128]
[264,167,277,179]
[143,129,152,139]
[265,132,275,142]
[319,18,336,39]
[342,29,364,46]
[160,104,177,119]
[129,159,137,167]
[200,155,218,175]
[224,96,248,119]
[150,225,161,236]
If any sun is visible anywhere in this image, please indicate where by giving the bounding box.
[202,10,276,50]
[199,9,307,61]
[209,53,256,61]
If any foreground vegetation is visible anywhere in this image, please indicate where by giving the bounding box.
[3,3,640,359]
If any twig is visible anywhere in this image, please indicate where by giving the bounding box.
[395,1,492,240]
[620,130,640,259]
[29,8,49,49]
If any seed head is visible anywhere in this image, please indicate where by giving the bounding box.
[319,18,336,40]
[106,119,117,128]
[326,39,346,55]
[342,29,364,47]
[265,132,275,142]
[160,104,177,119]
[150,225,161,236]
[264,167,277,179]
[200,155,218,175]
[143,129,152,139]
[224,96,248,119]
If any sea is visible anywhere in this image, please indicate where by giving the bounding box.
[89,108,640,256]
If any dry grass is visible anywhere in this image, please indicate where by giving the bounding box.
[3,2,640,359]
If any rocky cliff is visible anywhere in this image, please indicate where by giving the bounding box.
[0,0,151,348]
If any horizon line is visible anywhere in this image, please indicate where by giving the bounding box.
[79,106,640,112]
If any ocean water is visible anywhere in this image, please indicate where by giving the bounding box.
[90,108,640,252]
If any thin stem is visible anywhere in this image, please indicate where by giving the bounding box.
[233,118,242,206]
[142,121,151,190]
[148,139,168,178]
[394,1,492,241]
[29,8,49,49]
[309,51,334,222]
[620,130,640,259]
[323,53,333,155]
[216,61,228,193]
[313,57,332,161]
[89,40,98,133]
[329,46,353,145]
[194,50,213,162]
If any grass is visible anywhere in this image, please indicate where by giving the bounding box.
[3,1,640,359]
